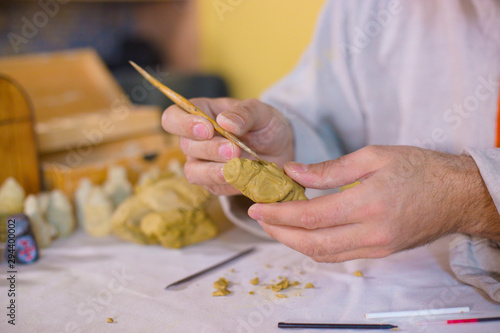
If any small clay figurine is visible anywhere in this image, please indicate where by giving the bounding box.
[83,187,113,237]
[103,166,132,207]
[0,178,25,242]
[24,195,55,248]
[46,190,76,237]
[223,158,307,203]
[74,178,93,226]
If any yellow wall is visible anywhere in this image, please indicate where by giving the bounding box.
[197,0,326,99]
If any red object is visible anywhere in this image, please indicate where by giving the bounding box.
[448,318,479,324]
[497,76,500,147]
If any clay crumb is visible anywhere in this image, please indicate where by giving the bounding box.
[277,276,282,279]
[213,277,231,297]
[250,277,259,285]
[271,277,290,292]
[305,283,314,289]
[107,318,114,323]
[283,266,288,269]
[265,264,271,268]
[230,268,235,273]
[213,288,231,296]
[213,277,229,289]
[291,281,300,287]
[276,293,287,298]
[299,271,305,275]
[248,291,255,295]
[354,270,363,277]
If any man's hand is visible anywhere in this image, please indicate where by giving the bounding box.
[162,98,294,195]
[248,146,500,262]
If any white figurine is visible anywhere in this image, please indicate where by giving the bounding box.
[83,187,113,237]
[46,190,76,238]
[24,195,55,248]
[103,166,132,207]
[74,178,93,226]
[0,177,25,215]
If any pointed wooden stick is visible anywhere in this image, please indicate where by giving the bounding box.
[129,61,267,164]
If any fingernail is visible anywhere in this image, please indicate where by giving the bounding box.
[193,123,209,139]
[220,113,244,129]
[248,206,263,221]
[218,143,234,160]
[287,162,308,173]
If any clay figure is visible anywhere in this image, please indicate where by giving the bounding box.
[223,158,307,203]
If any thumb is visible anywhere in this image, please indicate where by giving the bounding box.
[284,150,378,189]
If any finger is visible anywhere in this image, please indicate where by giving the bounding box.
[248,189,365,230]
[184,158,226,186]
[257,221,369,258]
[179,137,242,162]
[284,146,384,189]
[216,99,275,136]
[162,104,215,140]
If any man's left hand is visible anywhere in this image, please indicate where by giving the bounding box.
[248,146,500,262]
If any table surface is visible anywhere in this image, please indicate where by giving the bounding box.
[1,226,500,333]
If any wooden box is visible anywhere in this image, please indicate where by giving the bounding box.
[0,49,182,196]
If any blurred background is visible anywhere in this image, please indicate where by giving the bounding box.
[0,0,325,101]
[0,0,325,196]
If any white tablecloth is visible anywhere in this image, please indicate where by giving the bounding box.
[1,226,500,333]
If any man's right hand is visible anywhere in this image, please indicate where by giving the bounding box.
[161,97,295,196]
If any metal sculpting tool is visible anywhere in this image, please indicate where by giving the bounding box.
[278,322,398,330]
[129,61,267,165]
[165,247,256,289]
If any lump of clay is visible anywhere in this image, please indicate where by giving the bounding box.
[74,178,93,226]
[46,190,76,237]
[223,158,307,203]
[24,195,56,248]
[0,178,26,242]
[111,176,217,248]
[103,166,132,207]
[83,187,113,237]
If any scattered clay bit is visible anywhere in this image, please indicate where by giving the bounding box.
[271,279,275,282]
[213,277,231,297]
[305,283,314,289]
[283,266,288,269]
[265,264,271,268]
[213,288,231,296]
[250,277,259,285]
[291,281,300,287]
[271,277,290,292]
[213,277,229,289]
[230,268,235,273]
[276,294,287,298]
[265,286,270,289]
[354,270,363,277]
[107,318,114,323]
[299,271,305,275]
[248,291,255,295]
[277,275,282,279]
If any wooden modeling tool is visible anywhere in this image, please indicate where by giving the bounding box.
[129,61,267,165]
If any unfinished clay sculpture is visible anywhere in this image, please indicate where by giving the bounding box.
[46,190,76,237]
[111,176,217,248]
[223,158,307,203]
[24,195,55,248]
[103,166,132,207]
[83,187,113,237]
[0,178,26,242]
